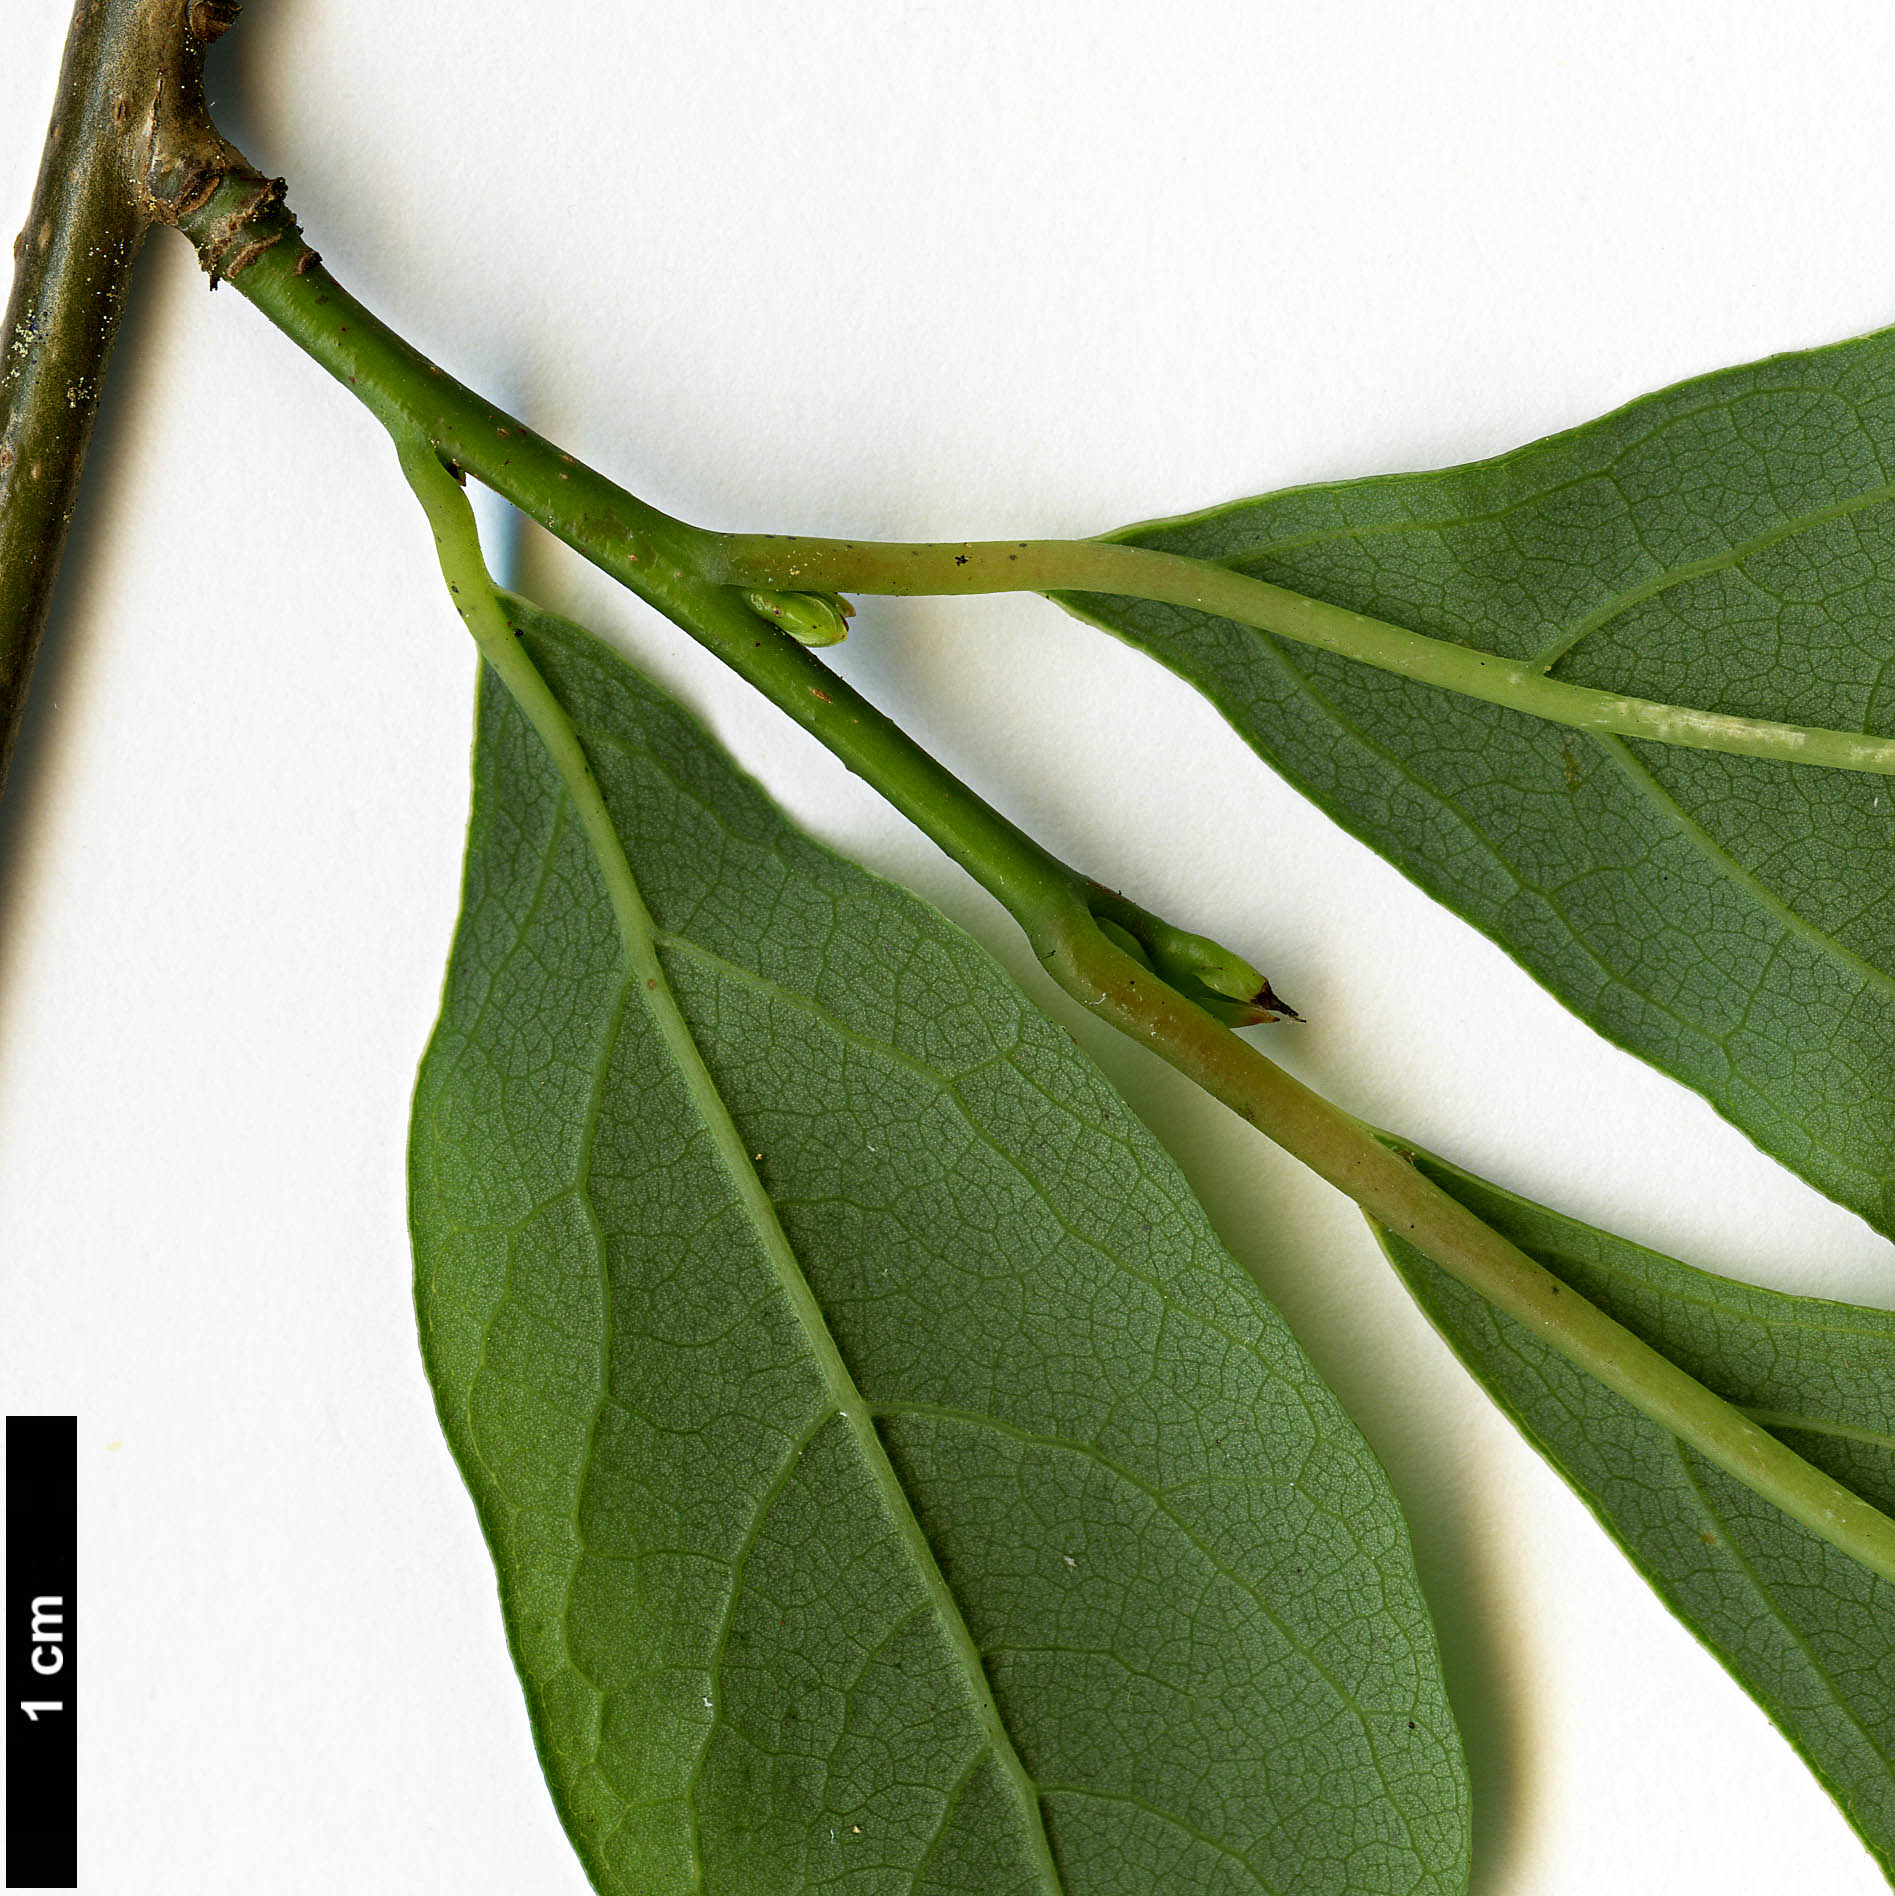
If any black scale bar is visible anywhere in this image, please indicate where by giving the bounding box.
[6,1418,75,1890]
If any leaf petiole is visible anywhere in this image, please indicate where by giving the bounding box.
[715,533,1895,777]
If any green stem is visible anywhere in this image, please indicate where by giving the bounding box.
[716,534,1895,778]
[169,171,1082,936]
[157,134,1895,1587]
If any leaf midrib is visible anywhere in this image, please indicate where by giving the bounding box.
[646,927,1435,1878]
[528,672,1064,1892]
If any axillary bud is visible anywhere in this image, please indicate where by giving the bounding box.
[741,588,854,647]
[1094,901,1301,1027]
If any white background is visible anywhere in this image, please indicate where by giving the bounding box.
[3,2,1894,1890]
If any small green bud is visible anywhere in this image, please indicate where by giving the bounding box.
[742,588,854,647]
[1087,897,1299,1024]
[1143,917,1301,1025]
[1154,926,1268,1006]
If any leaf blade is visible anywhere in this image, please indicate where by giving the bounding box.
[1079,329,1895,1231]
[1370,1151,1895,1877]
[409,607,1469,1895]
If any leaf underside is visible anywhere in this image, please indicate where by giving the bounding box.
[1080,325,1895,1234]
[1372,1151,1895,1880]
[408,609,1468,1895]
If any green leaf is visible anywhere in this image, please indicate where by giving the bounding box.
[1077,329,1895,1230]
[407,605,1469,1895]
[1370,1150,1895,1877]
